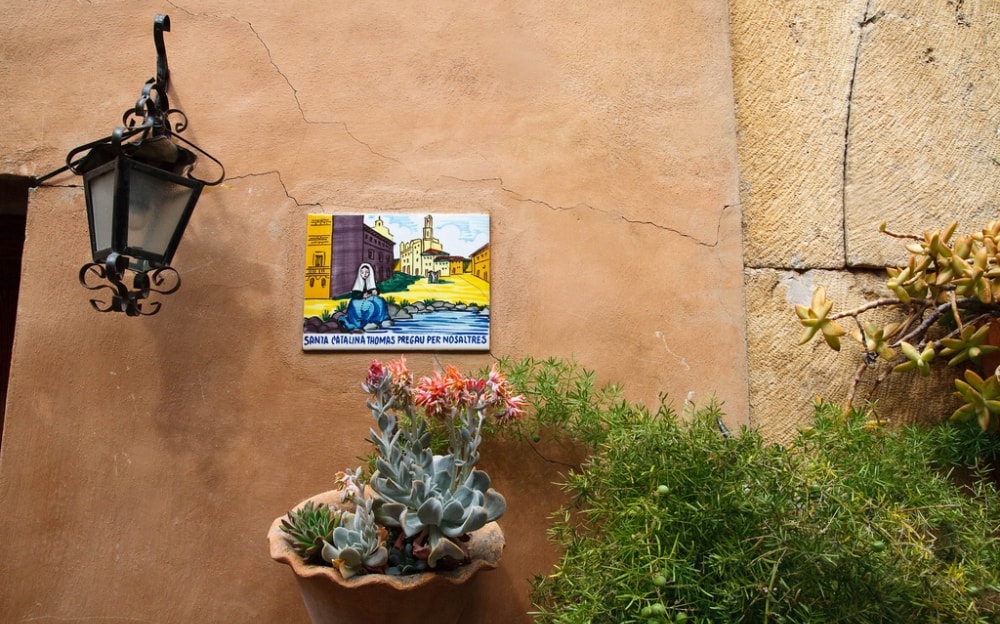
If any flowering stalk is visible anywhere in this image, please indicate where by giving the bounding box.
[360,357,523,568]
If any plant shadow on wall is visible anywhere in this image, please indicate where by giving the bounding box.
[795,220,1000,432]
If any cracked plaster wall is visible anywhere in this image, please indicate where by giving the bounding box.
[732,0,1000,439]
[0,1,744,622]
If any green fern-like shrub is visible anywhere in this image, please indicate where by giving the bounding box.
[531,401,1000,624]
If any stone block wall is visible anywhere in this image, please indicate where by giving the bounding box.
[732,0,1000,440]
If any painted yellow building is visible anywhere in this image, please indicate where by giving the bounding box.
[370,216,393,240]
[471,243,490,283]
[303,214,333,298]
[449,256,467,275]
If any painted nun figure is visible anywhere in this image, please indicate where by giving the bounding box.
[339,263,390,331]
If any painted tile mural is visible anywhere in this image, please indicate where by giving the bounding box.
[303,213,490,351]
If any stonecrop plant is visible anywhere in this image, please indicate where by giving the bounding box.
[796,220,1000,432]
[280,357,525,579]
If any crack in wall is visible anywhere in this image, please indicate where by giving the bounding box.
[225,171,318,209]
[168,1,400,167]
[242,20,403,166]
[166,4,719,247]
[524,440,579,471]
[245,22,307,123]
[444,176,731,247]
[842,0,878,269]
[622,205,733,249]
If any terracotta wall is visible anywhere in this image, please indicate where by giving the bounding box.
[0,2,744,622]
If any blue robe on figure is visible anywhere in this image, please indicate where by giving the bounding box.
[339,262,389,330]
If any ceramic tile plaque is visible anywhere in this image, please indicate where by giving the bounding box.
[303,213,490,351]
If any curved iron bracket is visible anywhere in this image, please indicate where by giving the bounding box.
[32,13,225,188]
[153,14,171,112]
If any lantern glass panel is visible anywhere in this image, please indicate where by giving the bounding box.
[84,162,118,263]
[124,160,202,268]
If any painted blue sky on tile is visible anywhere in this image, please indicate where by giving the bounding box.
[365,214,489,257]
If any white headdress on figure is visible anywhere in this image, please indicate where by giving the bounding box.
[353,263,377,292]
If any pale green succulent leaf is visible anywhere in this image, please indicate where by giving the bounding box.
[375,502,405,527]
[363,546,388,569]
[427,534,465,568]
[900,342,921,362]
[417,498,444,526]
[400,509,425,537]
[331,525,351,545]
[338,546,363,569]
[446,506,488,538]
[481,489,507,522]
[963,369,987,391]
[441,499,466,523]
[950,403,977,423]
[466,469,491,493]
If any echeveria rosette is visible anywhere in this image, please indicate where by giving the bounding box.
[371,445,507,568]
[321,496,389,579]
[279,500,340,564]
[353,357,520,572]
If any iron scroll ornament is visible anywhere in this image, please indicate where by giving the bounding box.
[79,253,181,317]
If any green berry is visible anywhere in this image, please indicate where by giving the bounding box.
[652,574,668,587]
[650,603,666,616]
[656,485,670,496]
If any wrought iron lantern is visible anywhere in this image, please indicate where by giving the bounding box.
[32,14,223,316]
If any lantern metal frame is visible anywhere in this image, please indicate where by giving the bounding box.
[32,14,224,316]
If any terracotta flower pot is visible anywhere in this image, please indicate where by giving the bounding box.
[268,490,505,624]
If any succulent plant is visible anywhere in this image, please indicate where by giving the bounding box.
[283,358,523,579]
[362,358,519,569]
[795,219,1000,431]
[371,423,506,567]
[952,368,1000,431]
[321,495,389,579]
[279,500,340,564]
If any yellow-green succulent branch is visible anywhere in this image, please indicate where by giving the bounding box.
[795,219,1000,431]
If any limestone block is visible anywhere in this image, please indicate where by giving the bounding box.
[845,1,1000,268]
[731,1,867,269]
[733,0,1000,271]
[746,267,956,442]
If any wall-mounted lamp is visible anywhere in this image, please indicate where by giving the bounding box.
[32,14,224,316]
